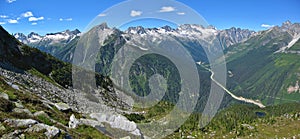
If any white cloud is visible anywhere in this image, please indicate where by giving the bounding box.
[28,16,44,22]
[31,22,37,25]
[59,18,73,21]
[130,10,142,17]
[0,15,8,18]
[177,12,185,15]
[261,24,275,28]
[22,11,33,18]
[159,6,176,12]
[0,22,5,25]
[98,13,107,17]
[6,0,16,3]
[8,19,18,24]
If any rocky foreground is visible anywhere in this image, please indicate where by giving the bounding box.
[0,63,142,139]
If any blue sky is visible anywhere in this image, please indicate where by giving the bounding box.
[0,0,299,35]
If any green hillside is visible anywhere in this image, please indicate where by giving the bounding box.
[225,28,300,105]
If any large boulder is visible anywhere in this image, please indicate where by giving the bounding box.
[90,113,141,136]
[54,102,71,111]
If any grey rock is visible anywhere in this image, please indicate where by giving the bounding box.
[33,111,49,117]
[25,123,60,138]
[90,113,141,136]
[69,114,103,128]
[0,92,9,100]
[14,102,24,108]
[54,102,71,111]
[13,108,33,117]
[4,119,37,127]
[79,118,103,127]
[7,82,20,90]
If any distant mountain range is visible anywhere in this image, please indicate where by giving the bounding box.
[13,21,299,63]
[14,29,81,57]
[14,23,255,61]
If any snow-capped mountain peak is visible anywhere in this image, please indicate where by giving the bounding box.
[27,32,42,43]
[14,29,81,45]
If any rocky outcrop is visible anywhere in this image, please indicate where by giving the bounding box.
[25,123,60,138]
[0,66,137,137]
[4,119,38,128]
[1,130,24,139]
[3,118,61,138]
[90,113,141,136]
[68,114,103,128]
[68,113,141,137]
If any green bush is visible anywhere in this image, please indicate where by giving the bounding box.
[124,113,145,123]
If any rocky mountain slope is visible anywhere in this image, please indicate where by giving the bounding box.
[0,25,143,138]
